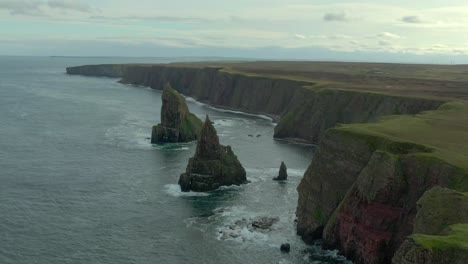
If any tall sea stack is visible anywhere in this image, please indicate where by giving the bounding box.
[151,83,203,144]
[179,115,247,192]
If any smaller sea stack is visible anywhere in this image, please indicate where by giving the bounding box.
[179,115,247,192]
[151,83,203,144]
[273,161,288,181]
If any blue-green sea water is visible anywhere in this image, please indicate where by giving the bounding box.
[0,56,350,264]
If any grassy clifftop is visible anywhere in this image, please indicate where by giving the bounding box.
[335,101,468,181]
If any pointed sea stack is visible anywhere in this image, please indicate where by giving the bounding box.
[273,161,288,181]
[151,83,203,144]
[179,115,247,192]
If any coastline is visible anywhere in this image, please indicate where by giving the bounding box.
[66,61,468,264]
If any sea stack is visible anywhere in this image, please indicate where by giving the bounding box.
[151,83,203,144]
[273,161,288,181]
[178,115,247,192]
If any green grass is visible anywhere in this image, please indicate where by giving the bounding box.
[335,101,468,175]
[177,113,203,141]
[413,224,468,252]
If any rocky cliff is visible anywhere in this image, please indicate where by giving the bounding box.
[392,188,468,264]
[66,64,444,144]
[179,116,247,192]
[151,83,203,143]
[296,110,468,263]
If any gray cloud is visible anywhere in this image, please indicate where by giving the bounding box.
[378,40,391,46]
[401,15,423,23]
[0,0,95,15]
[0,0,42,15]
[90,15,213,24]
[47,0,92,13]
[323,12,348,22]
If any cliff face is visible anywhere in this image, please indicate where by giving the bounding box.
[151,83,203,143]
[296,127,468,264]
[392,188,468,264]
[66,64,444,144]
[273,88,443,143]
[120,66,307,121]
[179,116,247,192]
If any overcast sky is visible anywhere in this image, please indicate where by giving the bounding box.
[1,0,468,63]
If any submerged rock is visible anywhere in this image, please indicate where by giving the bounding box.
[273,161,288,181]
[178,115,247,192]
[151,83,203,144]
[251,216,280,230]
[280,243,291,253]
[218,215,280,241]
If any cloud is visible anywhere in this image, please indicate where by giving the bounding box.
[88,14,219,25]
[323,12,349,22]
[401,15,423,23]
[0,0,42,15]
[329,34,352,39]
[377,32,401,39]
[47,0,92,13]
[294,34,306,40]
[378,40,391,46]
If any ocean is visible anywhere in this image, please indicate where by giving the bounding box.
[0,56,350,264]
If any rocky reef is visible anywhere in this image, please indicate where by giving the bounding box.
[151,83,203,144]
[178,115,247,192]
[273,161,288,181]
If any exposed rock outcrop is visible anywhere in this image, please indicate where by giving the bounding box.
[151,83,203,144]
[218,216,280,241]
[273,161,288,181]
[296,127,468,264]
[178,115,247,192]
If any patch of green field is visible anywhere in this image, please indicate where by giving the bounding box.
[412,223,468,252]
[335,101,468,175]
